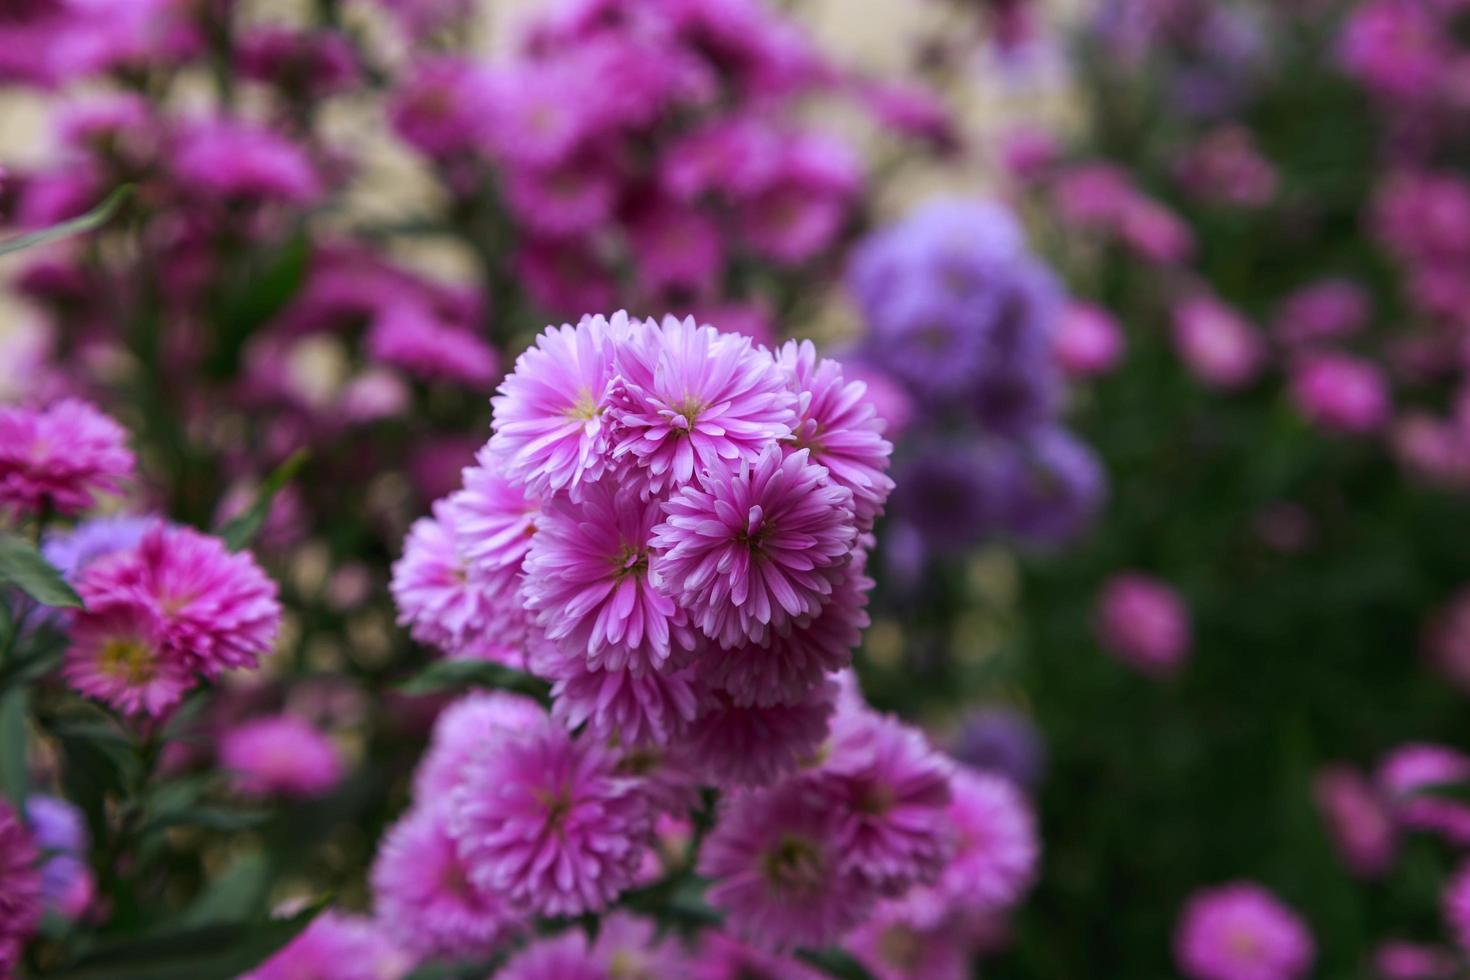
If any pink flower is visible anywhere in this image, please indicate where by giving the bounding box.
[738,135,861,265]
[522,479,693,673]
[1378,743,1470,845]
[78,524,281,680]
[590,911,690,976]
[0,399,134,517]
[490,313,624,499]
[1312,764,1396,878]
[652,446,857,647]
[686,680,836,786]
[1373,942,1459,980]
[449,713,652,917]
[220,715,344,798]
[609,315,795,495]
[481,62,595,168]
[389,58,495,161]
[412,692,546,802]
[1272,279,1370,347]
[1338,0,1448,104]
[1174,882,1315,980]
[235,26,359,99]
[1094,573,1192,676]
[370,803,523,959]
[843,901,971,980]
[499,930,605,980]
[818,707,953,895]
[364,302,498,387]
[62,598,190,717]
[628,203,726,298]
[242,912,412,980]
[690,931,825,980]
[779,340,894,529]
[1446,860,1470,952]
[1054,303,1125,378]
[447,448,538,575]
[502,160,618,238]
[661,118,785,201]
[701,780,872,951]
[0,801,41,977]
[536,643,699,747]
[1175,125,1278,208]
[1289,353,1390,434]
[910,768,1038,919]
[170,118,321,205]
[1171,296,1264,390]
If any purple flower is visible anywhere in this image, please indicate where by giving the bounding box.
[0,800,42,976]
[412,692,546,802]
[0,399,134,517]
[534,640,699,747]
[890,442,1015,555]
[686,679,837,786]
[1174,882,1314,980]
[242,912,412,980]
[1003,426,1107,548]
[652,446,857,647]
[220,715,344,799]
[498,930,605,980]
[42,515,153,583]
[170,119,321,205]
[951,706,1047,791]
[449,713,652,917]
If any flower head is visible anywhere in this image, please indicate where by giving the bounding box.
[62,597,190,717]
[1174,883,1314,980]
[686,678,837,786]
[537,643,699,748]
[413,691,546,802]
[242,911,412,980]
[0,399,134,517]
[170,118,321,205]
[220,715,344,798]
[42,515,153,582]
[0,800,42,976]
[1094,572,1191,676]
[364,303,498,387]
[446,447,539,574]
[499,930,605,980]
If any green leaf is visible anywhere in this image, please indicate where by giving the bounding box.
[396,658,551,704]
[182,852,272,926]
[217,449,310,551]
[795,948,877,980]
[49,900,326,980]
[53,719,137,844]
[143,805,271,836]
[0,687,28,808]
[0,531,82,608]
[0,184,132,257]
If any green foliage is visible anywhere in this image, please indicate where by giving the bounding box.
[0,532,82,609]
[0,186,132,258]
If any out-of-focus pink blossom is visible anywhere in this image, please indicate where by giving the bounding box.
[1094,572,1191,676]
[1054,302,1125,378]
[1171,296,1265,390]
[1289,353,1390,434]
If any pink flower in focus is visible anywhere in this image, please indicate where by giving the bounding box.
[1054,302,1125,378]
[447,448,538,575]
[1289,353,1390,434]
[0,399,134,517]
[220,715,344,798]
[1171,296,1265,390]
[537,647,699,748]
[1094,572,1191,676]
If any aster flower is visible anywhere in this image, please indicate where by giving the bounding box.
[220,715,344,799]
[1094,572,1192,676]
[1054,302,1125,378]
[413,691,546,801]
[652,446,857,647]
[0,399,134,517]
[522,478,693,674]
[819,707,954,895]
[371,803,522,960]
[489,313,624,499]
[700,780,871,951]
[691,931,825,980]
[609,315,796,495]
[1313,764,1396,878]
[26,796,86,855]
[170,118,321,205]
[364,302,498,387]
[778,340,894,529]
[1174,882,1314,980]
[590,911,690,977]
[449,714,652,917]
[242,911,413,980]
[1002,426,1107,548]
[694,553,870,707]
[889,441,1016,555]
[844,901,971,980]
[62,598,191,717]
[0,800,42,977]
[685,680,836,786]
[42,515,153,582]
[951,707,1047,791]
[78,523,281,679]
[498,931,605,980]
[1289,353,1390,435]
[535,642,699,747]
[447,447,538,573]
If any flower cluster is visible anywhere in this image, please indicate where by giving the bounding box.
[0,800,42,976]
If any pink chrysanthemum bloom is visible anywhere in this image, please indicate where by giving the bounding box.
[0,800,42,977]
[489,312,625,499]
[523,478,693,674]
[1174,882,1315,980]
[691,930,825,980]
[695,553,870,707]
[609,315,796,495]
[590,911,690,977]
[220,715,344,798]
[686,680,836,786]
[498,930,605,980]
[652,446,858,647]
[0,399,134,516]
[170,118,321,205]
[391,500,523,657]
[449,714,652,917]
[62,598,191,717]
[1445,859,1470,952]
[242,911,413,980]
[1312,764,1396,878]
[364,302,498,387]
[371,803,523,960]
[701,780,872,952]
[777,340,894,529]
[446,447,539,574]
[819,707,954,895]
[412,691,546,802]
[844,901,971,980]
[534,641,699,748]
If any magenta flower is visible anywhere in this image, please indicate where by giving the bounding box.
[498,930,605,980]
[778,340,894,529]
[686,680,836,786]
[389,57,495,161]
[413,692,546,802]
[502,160,618,238]
[0,801,41,977]
[489,312,624,499]
[364,302,498,387]
[700,780,871,952]
[1174,882,1314,980]
[0,399,134,516]
[694,555,870,707]
[1289,353,1390,435]
[652,446,858,647]
[819,707,954,895]
[1445,859,1470,952]
[1312,764,1396,878]
[242,912,412,980]
[691,930,825,980]
[844,901,971,980]
[449,714,652,917]
[1171,296,1265,391]
[1094,572,1192,676]
[170,118,321,205]
[590,911,690,977]
[522,478,693,674]
[536,643,699,747]
[62,598,189,717]
[446,448,538,574]
[628,203,726,297]
[371,803,522,960]
[609,315,796,495]
[1272,278,1370,348]
[220,715,344,799]
[79,523,281,679]
[922,768,1038,916]
[1054,302,1125,378]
